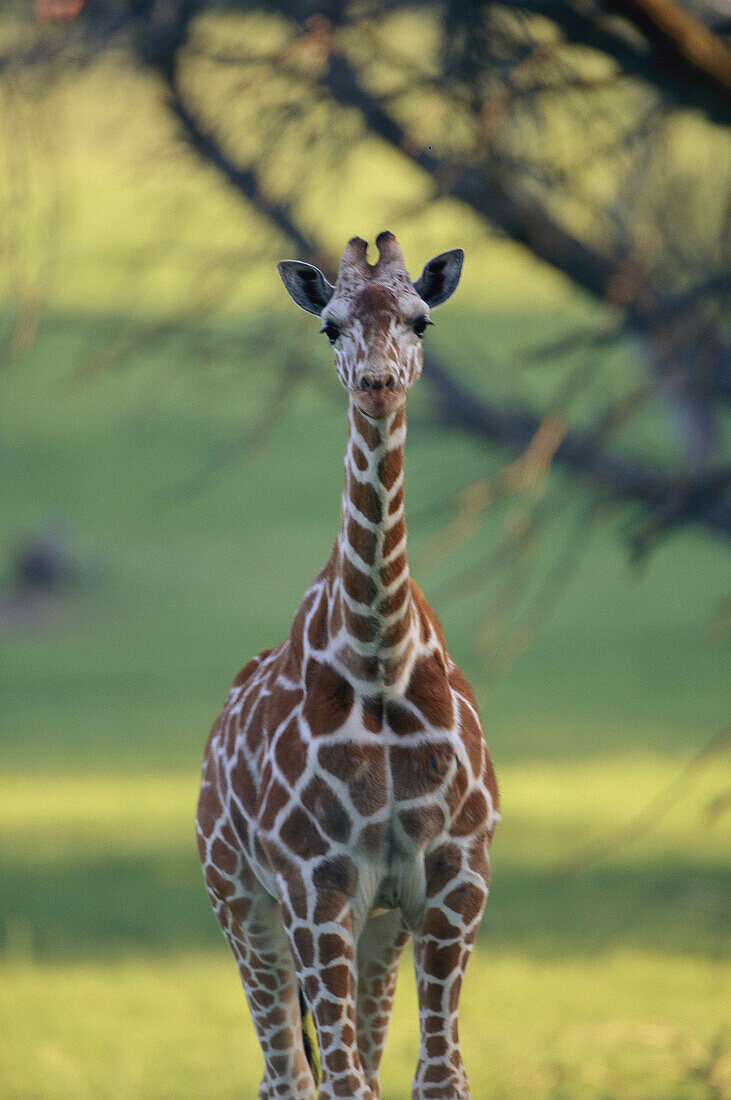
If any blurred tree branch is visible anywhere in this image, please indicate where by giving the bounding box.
[5,0,730,550]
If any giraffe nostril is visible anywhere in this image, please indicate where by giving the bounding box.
[360,377,371,390]
[385,375,395,390]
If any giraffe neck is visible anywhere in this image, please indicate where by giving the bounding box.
[331,399,417,694]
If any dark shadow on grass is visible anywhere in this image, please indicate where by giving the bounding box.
[0,847,727,962]
[482,862,729,960]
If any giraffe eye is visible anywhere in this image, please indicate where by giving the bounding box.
[412,316,431,338]
[321,322,340,344]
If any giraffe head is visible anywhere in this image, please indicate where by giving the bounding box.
[278,232,463,418]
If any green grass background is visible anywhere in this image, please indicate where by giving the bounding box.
[1,39,729,1098]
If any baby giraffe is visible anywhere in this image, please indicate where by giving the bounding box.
[197,232,499,1100]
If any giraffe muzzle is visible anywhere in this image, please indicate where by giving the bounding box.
[355,369,405,418]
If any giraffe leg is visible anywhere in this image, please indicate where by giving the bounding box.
[281,883,376,1100]
[410,849,489,1100]
[198,816,316,1100]
[355,908,410,1097]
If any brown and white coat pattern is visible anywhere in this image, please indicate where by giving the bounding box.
[197,233,499,1100]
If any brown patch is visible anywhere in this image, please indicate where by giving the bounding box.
[467,837,491,885]
[302,661,354,736]
[279,806,328,857]
[244,694,268,752]
[406,653,453,729]
[288,599,309,664]
[425,844,462,897]
[426,1033,449,1059]
[484,748,500,819]
[382,518,405,559]
[273,685,304,722]
[378,448,402,491]
[226,895,252,924]
[196,771,221,841]
[231,753,256,811]
[457,697,484,777]
[313,855,358,896]
[352,400,383,450]
[350,480,382,525]
[352,445,369,472]
[270,1026,293,1051]
[315,995,345,1026]
[356,282,399,330]
[451,788,488,837]
[379,578,409,618]
[313,891,348,926]
[210,838,237,876]
[307,591,329,651]
[318,930,347,963]
[347,515,378,566]
[380,551,407,588]
[321,963,350,998]
[343,604,378,643]
[358,820,387,855]
[445,758,469,815]
[390,743,452,799]
[399,804,445,842]
[318,742,387,816]
[229,799,250,847]
[301,778,352,843]
[444,882,486,924]
[388,484,404,516]
[329,595,343,636]
[422,906,461,941]
[259,780,292,830]
[293,927,314,968]
[274,717,306,787]
[381,614,410,649]
[325,1048,351,1076]
[204,864,234,901]
[362,695,383,732]
[385,700,423,735]
[342,555,378,605]
[391,407,406,434]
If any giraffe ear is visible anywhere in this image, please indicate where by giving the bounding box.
[413,249,464,307]
[278,261,334,315]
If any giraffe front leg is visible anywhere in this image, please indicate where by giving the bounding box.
[356,908,410,1097]
[281,876,376,1100]
[411,844,489,1100]
[197,816,315,1098]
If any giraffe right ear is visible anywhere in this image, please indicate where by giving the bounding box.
[277,261,334,315]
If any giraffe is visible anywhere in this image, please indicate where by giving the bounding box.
[196,232,500,1100]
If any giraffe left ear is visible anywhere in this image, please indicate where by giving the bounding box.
[413,249,464,307]
[278,261,334,315]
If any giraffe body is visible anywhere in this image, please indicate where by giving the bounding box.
[197,234,499,1100]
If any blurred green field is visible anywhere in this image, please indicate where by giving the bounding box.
[1,42,729,1100]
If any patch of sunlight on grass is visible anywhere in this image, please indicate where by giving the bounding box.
[497,752,731,870]
[0,773,199,863]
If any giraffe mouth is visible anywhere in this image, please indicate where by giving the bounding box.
[353,389,406,419]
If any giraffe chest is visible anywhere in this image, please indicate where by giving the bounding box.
[264,695,469,863]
